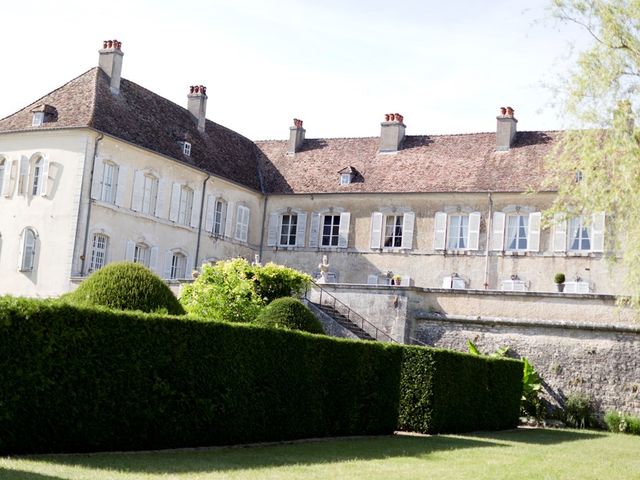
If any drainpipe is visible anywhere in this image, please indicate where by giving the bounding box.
[258,194,269,262]
[483,192,493,289]
[194,174,211,269]
[80,132,104,275]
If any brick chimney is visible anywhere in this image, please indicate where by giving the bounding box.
[379,113,406,152]
[288,118,305,154]
[98,40,124,94]
[496,106,517,151]
[188,85,208,133]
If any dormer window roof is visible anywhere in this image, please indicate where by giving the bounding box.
[30,104,57,127]
[338,166,357,185]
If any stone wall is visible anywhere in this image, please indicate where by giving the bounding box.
[309,283,640,416]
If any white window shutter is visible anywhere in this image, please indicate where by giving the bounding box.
[309,212,321,248]
[169,183,181,222]
[370,212,383,249]
[205,195,216,232]
[468,212,481,250]
[433,212,447,250]
[114,165,126,207]
[40,156,50,197]
[18,156,28,195]
[491,212,506,251]
[367,274,379,285]
[400,275,411,286]
[401,212,415,249]
[190,189,202,228]
[91,158,103,200]
[224,202,235,238]
[17,229,25,271]
[441,276,452,288]
[155,178,167,218]
[267,212,279,247]
[553,213,567,253]
[527,212,542,252]
[185,254,194,277]
[149,247,159,273]
[295,212,307,247]
[4,159,16,197]
[162,251,173,279]
[131,170,145,211]
[338,212,351,248]
[125,240,135,261]
[592,212,605,252]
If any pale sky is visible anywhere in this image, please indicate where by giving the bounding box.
[0,0,590,140]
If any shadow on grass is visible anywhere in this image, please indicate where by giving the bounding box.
[16,435,504,475]
[0,468,63,480]
[470,428,607,445]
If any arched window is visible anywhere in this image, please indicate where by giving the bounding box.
[170,251,187,279]
[20,228,37,272]
[133,242,150,267]
[89,233,109,272]
[31,156,44,196]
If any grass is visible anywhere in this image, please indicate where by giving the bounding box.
[1,429,639,480]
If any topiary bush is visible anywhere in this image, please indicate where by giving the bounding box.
[66,262,185,315]
[256,297,324,334]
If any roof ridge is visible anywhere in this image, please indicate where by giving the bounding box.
[0,67,99,124]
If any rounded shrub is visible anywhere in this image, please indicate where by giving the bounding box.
[256,297,324,334]
[67,262,185,315]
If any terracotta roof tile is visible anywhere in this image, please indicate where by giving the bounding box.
[256,131,557,194]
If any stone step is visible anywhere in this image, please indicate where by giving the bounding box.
[315,303,376,341]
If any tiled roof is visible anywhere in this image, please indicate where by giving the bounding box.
[0,68,263,191]
[256,131,557,194]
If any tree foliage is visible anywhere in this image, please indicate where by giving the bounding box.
[546,0,640,307]
[256,297,325,334]
[179,258,311,322]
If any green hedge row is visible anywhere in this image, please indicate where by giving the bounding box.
[0,297,522,454]
[398,346,522,433]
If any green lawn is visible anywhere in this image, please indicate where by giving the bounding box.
[1,429,639,480]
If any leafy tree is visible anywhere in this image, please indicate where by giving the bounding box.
[179,258,311,322]
[545,0,640,306]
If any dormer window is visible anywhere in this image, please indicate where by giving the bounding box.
[183,142,191,156]
[338,166,357,185]
[32,112,45,127]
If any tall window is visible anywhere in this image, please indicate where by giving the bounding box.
[134,243,150,267]
[177,187,194,225]
[447,214,469,250]
[569,216,591,251]
[101,162,117,203]
[279,214,298,246]
[506,214,528,251]
[384,215,404,247]
[90,233,108,272]
[20,228,37,272]
[213,199,225,235]
[141,175,158,215]
[0,158,5,196]
[31,157,43,196]
[170,252,187,279]
[322,214,340,247]
[235,205,250,242]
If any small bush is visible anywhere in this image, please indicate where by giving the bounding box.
[256,297,324,334]
[66,262,184,315]
[554,272,566,284]
[180,259,311,322]
[564,393,596,429]
[605,411,640,435]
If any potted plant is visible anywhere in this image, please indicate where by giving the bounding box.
[554,272,566,292]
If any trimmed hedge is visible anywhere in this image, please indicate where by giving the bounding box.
[256,297,325,334]
[397,346,522,433]
[65,262,185,315]
[0,297,522,454]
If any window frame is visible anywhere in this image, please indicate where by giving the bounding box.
[177,186,194,226]
[339,173,352,185]
[31,157,44,196]
[141,174,158,215]
[20,228,37,272]
[383,214,404,248]
[89,233,109,272]
[133,243,150,267]
[505,213,529,251]
[32,112,44,127]
[170,252,187,279]
[279,213,298,246]
[183,142,192,156]
[446,214,470,250]
[213,198,226,236]
[100,161,118,204]
[321,214,341,247]
[568,216,592,252]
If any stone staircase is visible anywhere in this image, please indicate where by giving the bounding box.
[312,302,376,341]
